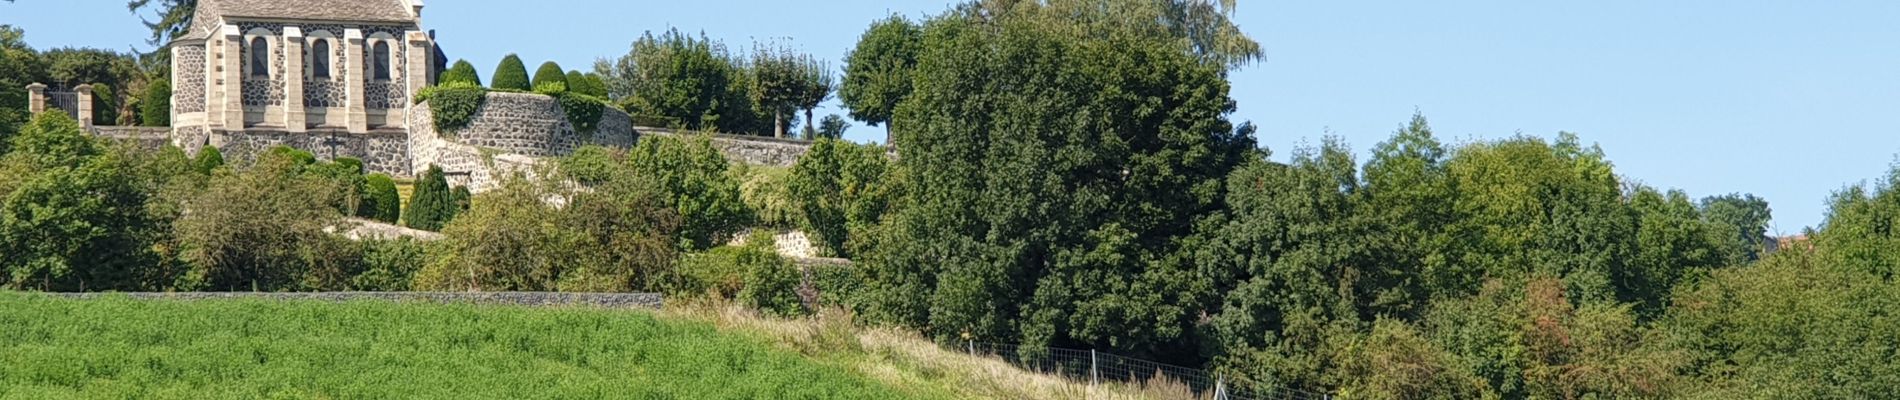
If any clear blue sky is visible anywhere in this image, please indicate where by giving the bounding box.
[5,0,1897,231]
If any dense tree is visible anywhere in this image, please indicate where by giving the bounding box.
[490,54,531,91]
[787,138,892,258]
[839,15,921,144]
[623,134,750,250]
[963,0,1262,69]
[403,165,457,231]
[1699,193,1773,263]
[192,145,222,175]
[172,148,354,291]
[416,170,679,292]
[857,8,1254,359]
[565,70,609,98]
[794,57,834,136]
[816,114,849,140]
[125,0,197,46]
[748,42,807,138]
[597,29,747,132]
[0,112,161,291]
[1813,165,1900,278]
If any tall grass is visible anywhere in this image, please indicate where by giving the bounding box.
[0,293,935,399]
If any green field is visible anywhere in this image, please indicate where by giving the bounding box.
[0,293,939,399]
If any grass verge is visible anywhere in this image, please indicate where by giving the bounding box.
[0,292,943,399]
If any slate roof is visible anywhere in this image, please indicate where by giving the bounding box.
[178,0,417,41]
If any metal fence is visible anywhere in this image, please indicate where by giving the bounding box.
[956,341,1332,400]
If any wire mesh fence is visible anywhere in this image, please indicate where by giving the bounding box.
[956,341,1333,400]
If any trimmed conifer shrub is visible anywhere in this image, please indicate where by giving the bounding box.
[404,165,457,231]
[440,60,482,87]
[532,62,567,91]
[491,54,531,91]
[194,146,224,175]
[141,79,170,127]
[363,173,401,223]
[451,185,472,211]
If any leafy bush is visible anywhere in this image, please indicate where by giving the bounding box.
[559,145,624,185]
[363,173,401,223]
[440,59,482,87]
[677,232,805,316]
[172,149,355,291]
[414,83,486,135]
[567,70,609,98]
[490,54,531,91]
[140,78,169,127]
[626,134,752,250]
[0,112,162,291]
[737,165,798,228]
[193,145,223,175]
[452,185,471,211]
[350,238,430,291]
[532,61,567,89]
[403,165,457,231]
[557,92,607,135]
[416,172,679,292]
[787,138,892,258]
[88,83,114,126]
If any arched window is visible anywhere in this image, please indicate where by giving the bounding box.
[372,41,391,81]
[249,37,269,78]
[311,39,331,79]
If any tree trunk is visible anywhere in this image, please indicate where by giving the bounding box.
[804,108,816,138]
[774,110,785,138]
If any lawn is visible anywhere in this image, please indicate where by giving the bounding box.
[0,293,940,399]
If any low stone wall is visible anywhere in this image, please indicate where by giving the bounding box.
[636,127,813,167]
[46,291,664,309]
[213,128,413,177]
[87,126,174,149]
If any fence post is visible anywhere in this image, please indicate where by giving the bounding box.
[1215,373,1227,400]
[967,340,974,356]
[1090,349,1098,387]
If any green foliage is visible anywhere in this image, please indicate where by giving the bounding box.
[557,92,609,135]
[531,61,567,90]
[172,149,355,291]
[414,83,486,135]
[451,185,471,211]
[416,171,679,292]
[736,233,805,317]
[125,0,197,46]
[748,42,809,138]
[192,145,222,175]
[88,82,116,126]
[403,165,457,231]
[566,70,609,98]
[0,293,932,399]
[362,173,401,223]
[736,165,797,228]
[349,238,429,291]
[490,54,531,91]
[599,29,761,133]
[1814,164,1900,278]
[625,134,752,250]
[0,114,162,291]
[439,59,483,87]
[139,78,169,126]
[0,25,46,118]
[816,114,850,140]
[559,145,624,185]
[840,15,921,130]
[787,138,891,258]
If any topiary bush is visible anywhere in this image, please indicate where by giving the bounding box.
[440,59,482,87]
[140,79,170,127]
[532,61,567,90]
[88,83,115,126]
[404,165,457,231]
[194,145,224,175]
[490,54,531,92]
[363,173,401,223]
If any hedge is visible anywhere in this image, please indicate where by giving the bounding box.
[364,173,401,223]
[558,92,608,136]
[440,59,482,87]
[532,61,567,90]
[414,83,486,136]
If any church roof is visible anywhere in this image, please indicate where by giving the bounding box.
[178,0,418,41]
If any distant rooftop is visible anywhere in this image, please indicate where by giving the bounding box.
[178,0,419,41]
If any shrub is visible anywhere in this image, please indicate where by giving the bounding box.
[172,149,355,291]
[266,145,316,166]
[440,59,482,87]
[736,232,805,316]
[787,138,893,258]
[363,173,401,223]
[332,157,364,174]
[193,145,223,175]
[404,165,457,231]
[416,172,679,292]
[350,238,430,291]
[566,70,609,98]
[452,185,472,211]
[415,83,486,135]
[140,78,170,127]
[558,92,607,135]
[491,54,531,91]
[626,134,753,250]
[737,165,798,228]
[532,61,567,90]
[560,145,624,185]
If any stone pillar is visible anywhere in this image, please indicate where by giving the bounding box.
[219,24,244,129]
[404,30,432,129]
[344,28,368,133]
[25,83,44,115]
[283,27,307,132]
[74,84,93,129]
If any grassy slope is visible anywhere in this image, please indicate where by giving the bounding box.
[0,293,950,400]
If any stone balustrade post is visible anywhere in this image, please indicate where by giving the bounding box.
[219,24,244,130]
[25,83,44,115]
[284,27,307,132]
[345,28,368,133]
[74,84,93,129]
[404,30,433,130]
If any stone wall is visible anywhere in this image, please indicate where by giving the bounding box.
[213,128,412,176]
[638,127,813,167]
[88,126,174,149]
